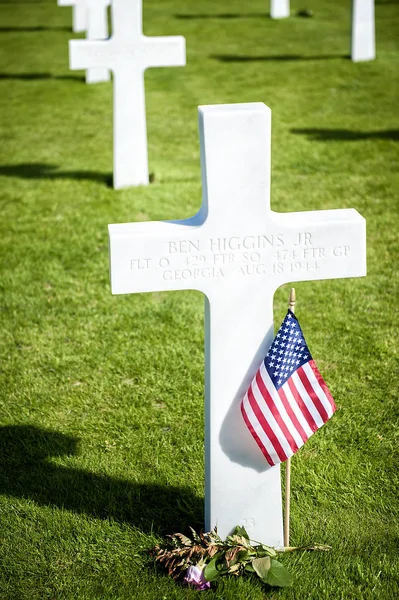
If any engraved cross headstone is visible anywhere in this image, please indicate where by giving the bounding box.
[60,0,111,84]
[351,0,375,62]
[69,0,186,189]
[270,0,290,19]
[108,103,366,546]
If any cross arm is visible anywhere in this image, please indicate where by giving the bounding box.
[142,36,186,69]
[271,207,366,286]
[69,39,110,70]
[109,207,366,298]
[108,216,208,295]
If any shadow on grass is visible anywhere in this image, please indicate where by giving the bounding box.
[0,72,84,81]
[0,425,203,535]
[175,12,270,19]
[0,0,44,3]
[211,53,349,62]
[0,163,112,186]
[0,26,71,32]
[291,128,399,141]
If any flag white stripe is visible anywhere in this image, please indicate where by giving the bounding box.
[302,362,334,419]
[251,377,293,458]
[281,379,314,438]
[258,363,305,449]
[242,393,281,465]
[291,371,325,428]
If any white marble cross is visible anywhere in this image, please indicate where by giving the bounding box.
[351,0,375,62]
[59,0,85,32]
[60,0,111,83]
[69,0,186,189]
[58,0,86,32]
[73,4,86,33]
[108,103,366,546]
[270,0,290,19]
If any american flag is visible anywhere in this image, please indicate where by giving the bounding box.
[241,310,336,466]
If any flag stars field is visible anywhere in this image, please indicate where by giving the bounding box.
[266,311,310,388]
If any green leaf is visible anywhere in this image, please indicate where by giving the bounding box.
[265,559,294,587]
[231,525,250,540]
[236,550,250,563]
[204,557,220,582]
[252,556,271,580]
[227,534,250,548]
[245,563,255,573]
[257,544,277,558]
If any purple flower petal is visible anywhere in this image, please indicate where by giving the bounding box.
[183,565,211,590]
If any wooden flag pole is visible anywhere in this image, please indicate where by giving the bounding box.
[284,287,296,547]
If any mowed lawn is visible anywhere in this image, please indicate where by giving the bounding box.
[0,0,398,598]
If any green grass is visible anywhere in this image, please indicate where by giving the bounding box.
[0,0,399,598]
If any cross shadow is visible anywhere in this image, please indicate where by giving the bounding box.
[291,128,399,141]
[0,26,71,33]
[0,0,42,3]
[0,163,112,186]
[0,425,203,535]
[0,72,85,81]
[175,12,270,20]
[211,53,349,63]
[218,320,274,473]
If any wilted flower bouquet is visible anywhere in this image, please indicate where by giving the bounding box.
[152,526,296,590]
[152,526,331,591]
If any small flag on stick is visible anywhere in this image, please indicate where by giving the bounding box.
[241,310,336,466]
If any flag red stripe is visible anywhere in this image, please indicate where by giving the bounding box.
[297,366,329,422]
[277,385,309,444]
[247,385,287,463]
[240,402,274,466]
[256,371,299,454]
[308,360,336,413]
[287,376,318,433]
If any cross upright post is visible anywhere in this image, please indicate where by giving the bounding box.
[270,0,290,19]
[72,3,86,33]
[351,0,375,62]
[58,0,86,33]
[69,0,186,189]
[108,103,366,546]
[85,0,110,84]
